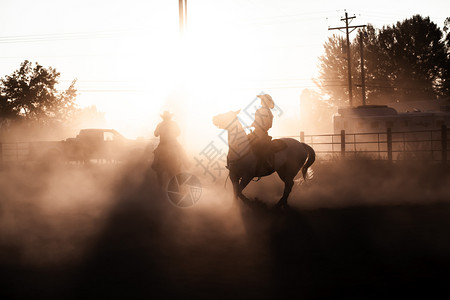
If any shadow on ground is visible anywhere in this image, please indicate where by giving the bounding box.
[1,161,449,299]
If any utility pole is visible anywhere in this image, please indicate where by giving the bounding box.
[359,31,366,106]
[329,12,366,107]
[179,0,187,35]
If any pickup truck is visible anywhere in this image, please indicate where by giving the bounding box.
[1,129,156,164]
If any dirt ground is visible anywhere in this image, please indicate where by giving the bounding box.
[0,160,449,299]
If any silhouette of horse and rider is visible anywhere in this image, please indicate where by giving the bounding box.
[151,111,189,186]
[212,94,315,208]
[152,93,315,208]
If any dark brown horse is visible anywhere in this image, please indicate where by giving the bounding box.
[213,110,315,208]
[153,143,183,188]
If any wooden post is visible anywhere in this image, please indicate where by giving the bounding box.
[442,125,447,163]
[300,131,305,143]
[0,143,2,164]
[341,130,346,159]
[387,128,392,161]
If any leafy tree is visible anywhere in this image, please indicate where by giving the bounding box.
[0,60,78,128]
[316,34,359,107]
[361,24,397,104]
[317,15,449,106]
[377,15,446,101]
[0,94,15,126]
[442,17,450,96]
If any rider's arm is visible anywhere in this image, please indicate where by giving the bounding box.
[252,108,263,128]
[253,108,273,130]
[251,109,259,127]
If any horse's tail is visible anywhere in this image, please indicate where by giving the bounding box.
[301,143,315,180]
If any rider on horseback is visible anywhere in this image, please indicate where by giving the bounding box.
[250,94,275,174]
[152,111,185,171]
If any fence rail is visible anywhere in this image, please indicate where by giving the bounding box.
[1,126,449,164]
[1,142,30,162]
[285,125,449,162]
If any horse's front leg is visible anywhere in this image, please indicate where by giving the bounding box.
[229,172,253,204]
[236,176,253,204]
[229,172,240,201]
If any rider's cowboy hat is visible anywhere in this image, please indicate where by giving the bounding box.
[257,94,275,109]
[160,111,173,120]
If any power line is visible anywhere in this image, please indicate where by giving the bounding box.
[0,29,145,44]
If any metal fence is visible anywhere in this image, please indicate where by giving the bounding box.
[2,126,449,164]
[286,125,449,162]
[1,142,30,162]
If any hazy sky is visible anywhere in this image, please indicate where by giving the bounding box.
[0,0,448,139]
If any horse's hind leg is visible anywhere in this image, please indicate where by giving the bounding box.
[275,178,294,209]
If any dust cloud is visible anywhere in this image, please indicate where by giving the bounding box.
[1,158,450,299]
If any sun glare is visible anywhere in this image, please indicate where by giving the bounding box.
[80,2,267,146]
[127,13,266,151]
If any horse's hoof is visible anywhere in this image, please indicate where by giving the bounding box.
[273,202,288,211]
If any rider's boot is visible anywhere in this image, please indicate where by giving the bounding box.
[256,147,274,175]
[255,155,271,176]
[255,158,264,176]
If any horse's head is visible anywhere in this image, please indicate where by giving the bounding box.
[212,110,240,129]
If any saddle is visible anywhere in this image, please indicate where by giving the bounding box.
[248,133,287,152]
[248,132,287,173]
[268,139,288,153]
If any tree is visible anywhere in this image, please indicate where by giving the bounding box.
[376,15,446,101]
[317,15,449,106]
[0,60,78,128]
[0,94,15,127]
[442,17,450,96]
[316,34,359,107]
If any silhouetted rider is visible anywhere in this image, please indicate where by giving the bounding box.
[151,111,182,171]
[250,94,274,173]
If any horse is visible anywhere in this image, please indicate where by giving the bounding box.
[152,143,183,187]
[213,110,315,209]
